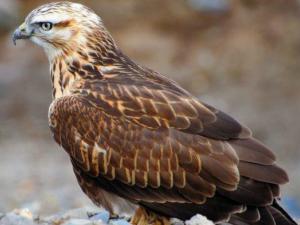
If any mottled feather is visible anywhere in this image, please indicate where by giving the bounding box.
[17,2,296,225]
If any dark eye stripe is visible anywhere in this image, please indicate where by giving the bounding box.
[55,20,72,27]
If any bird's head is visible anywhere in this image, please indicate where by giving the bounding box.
[13,1,111,61]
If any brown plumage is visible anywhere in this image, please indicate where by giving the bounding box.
[13,2,297,225]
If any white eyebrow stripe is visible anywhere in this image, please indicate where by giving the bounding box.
[31,13,72,24]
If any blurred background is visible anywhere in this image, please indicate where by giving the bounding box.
[0,0,300,220]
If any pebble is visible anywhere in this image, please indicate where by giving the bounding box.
[90,211,110,224]
[186,214,214,225]
[109,219,131,225]
[62,218,105,225]
[170,218,185,225]
[62,207,100,219]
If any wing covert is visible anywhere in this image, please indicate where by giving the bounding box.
[49,95,240,205]
[70,79,251,140]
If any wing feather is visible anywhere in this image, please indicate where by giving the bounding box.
[49,95,239,205]
[48,77,294,224]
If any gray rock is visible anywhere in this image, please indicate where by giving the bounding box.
[185,214,214,225]
[90,211,110,224]
[170,218,185,225]
[62,218,105,225]
[62,207,100,219]
[109,220,131,225]
[41,207,101,225]
[0,208,217,225]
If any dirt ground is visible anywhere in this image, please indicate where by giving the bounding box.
[0,0,300,217]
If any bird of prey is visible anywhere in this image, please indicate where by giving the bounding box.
[13,2,297,225]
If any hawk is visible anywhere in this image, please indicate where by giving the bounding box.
[13,2,297,225]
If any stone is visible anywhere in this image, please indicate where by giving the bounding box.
[109,219,131,225]
[62,218,105,225]
[90,211,110,224]
[185,214,214,225]
[170,218,185,225]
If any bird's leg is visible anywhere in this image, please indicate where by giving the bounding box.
[131,207,170,225]
[131,207,148,225]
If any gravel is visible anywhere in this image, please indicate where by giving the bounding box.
[0,208,214,225]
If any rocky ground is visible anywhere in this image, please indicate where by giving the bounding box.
[0,208,214,225]
[0,0,300,223]
[0,207,130,225]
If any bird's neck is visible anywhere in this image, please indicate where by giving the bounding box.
[49,37,122,99]
[50,56,78,99]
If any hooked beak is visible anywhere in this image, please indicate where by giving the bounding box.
[13,22,31,45]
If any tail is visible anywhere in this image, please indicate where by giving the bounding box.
[226,200,297,225]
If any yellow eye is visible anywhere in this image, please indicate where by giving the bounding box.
[40,22,53,31]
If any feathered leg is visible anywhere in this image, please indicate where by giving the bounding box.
[131,207,170,225]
